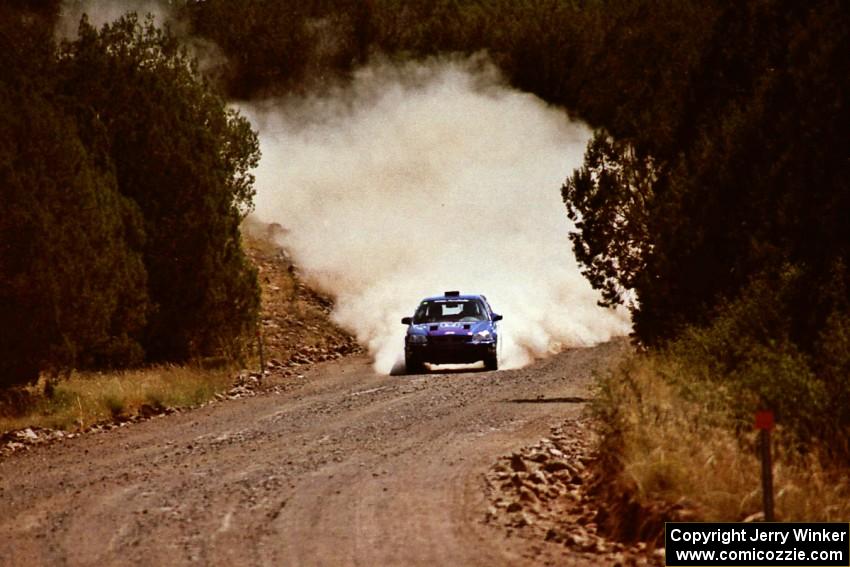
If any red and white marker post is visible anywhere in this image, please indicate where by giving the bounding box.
[755,409,775,521]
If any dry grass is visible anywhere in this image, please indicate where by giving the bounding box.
[594,353,850,523]
[0,365,234,433]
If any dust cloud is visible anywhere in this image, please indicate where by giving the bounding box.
[56,0,172,39]
[56,1,225,76]
[54,4,629,370]
[244,57,630,373]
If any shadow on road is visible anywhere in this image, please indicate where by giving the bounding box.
[390,360,490,376]
[506,396,589,404]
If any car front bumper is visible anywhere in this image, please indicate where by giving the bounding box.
[406,339,496,364]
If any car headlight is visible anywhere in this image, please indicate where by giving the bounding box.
[408,334,428,344]
[473,329,492,342]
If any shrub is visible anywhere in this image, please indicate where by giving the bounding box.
[58,14,261,363]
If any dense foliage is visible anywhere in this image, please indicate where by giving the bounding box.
[58,15,261,362]
[0,5,259,386]
[558,1,850,452]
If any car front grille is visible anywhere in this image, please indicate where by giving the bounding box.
[429,335,470,345]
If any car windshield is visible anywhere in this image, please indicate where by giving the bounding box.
[413,299,488,324]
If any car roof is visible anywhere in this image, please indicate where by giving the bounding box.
[421,294,485,302]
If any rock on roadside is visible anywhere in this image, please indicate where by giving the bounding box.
[483,418,664,566]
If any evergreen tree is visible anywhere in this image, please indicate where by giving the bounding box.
[58,14,261,362]
[0,7,148,385]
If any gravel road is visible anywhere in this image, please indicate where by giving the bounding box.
[0,340,627,566]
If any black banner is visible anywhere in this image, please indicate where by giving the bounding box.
[665,523,849,566]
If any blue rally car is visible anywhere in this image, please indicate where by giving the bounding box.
[401,291,502,373]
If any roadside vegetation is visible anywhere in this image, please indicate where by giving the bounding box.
[0,225,357,436]
[0,365,234,432]
[592,350,850,530]
[1,6,260,388]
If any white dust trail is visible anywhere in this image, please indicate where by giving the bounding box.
[243,57,631,373]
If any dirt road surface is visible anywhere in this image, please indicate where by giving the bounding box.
[0,341,627,566]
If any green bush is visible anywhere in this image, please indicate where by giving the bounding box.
[666,269,849,459]
[0,15,149,385]
[1,6,261,385]
[57,15,261,363]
